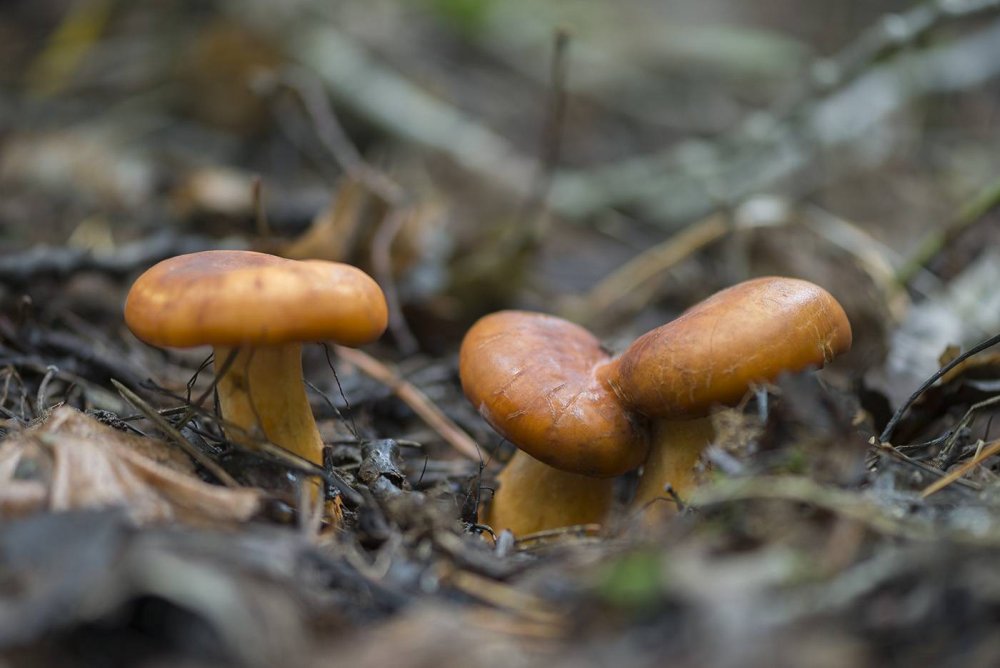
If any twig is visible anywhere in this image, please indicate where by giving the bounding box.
[871,439,981,492]
[922,437,1000,498]
[782,0,1000,110]
[690,476,945,543]
[801,204,914,314]
[935,394,1000,467]
[290,26,534,198]
[560,212,730,325]
[371,208,420,355]
[269,67,420,352]
[0,232,239,285]
[444,569,562,625]
[112,379,240,488]
[269,67,406,206]
[136,379,365,506]
[519,27,572,221]
[252,175,270,239]
[332,345,483,463]
[0,355,122,412]
[35,365,59,417]
[176,348,239,432]
[319,342,360,440]
[464,607,566,640]
[896,173,1000,285]
[879,332,1000,443]
[514,523,603,548]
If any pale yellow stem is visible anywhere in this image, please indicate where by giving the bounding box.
[632,416,715,520]
[214,344,324,466]
[486,450,613,536]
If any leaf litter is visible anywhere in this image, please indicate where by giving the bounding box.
[0,406,260,526]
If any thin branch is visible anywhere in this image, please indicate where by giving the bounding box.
[518,27,572,221]
[922,437,1000,498]
[370,208,420,355]
[112,379,240,488]
[879,332,1000,443]
[333,345,484,462]
[268,67,420,352]
[0,233,237,285]
[560,212,730,325]
[896,172,1000,285]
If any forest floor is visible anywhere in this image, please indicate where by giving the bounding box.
[4,1,1000,666]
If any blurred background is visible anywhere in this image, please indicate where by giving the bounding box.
[4,0,999,373]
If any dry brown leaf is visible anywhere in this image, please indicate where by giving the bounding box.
[0,406,260,527]
[281,177,366,262]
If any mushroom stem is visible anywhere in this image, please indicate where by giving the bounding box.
[214,344,325,466]
[631,416,715,518]
[487,450,614,536]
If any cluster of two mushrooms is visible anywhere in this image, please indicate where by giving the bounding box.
[460,277,852,536]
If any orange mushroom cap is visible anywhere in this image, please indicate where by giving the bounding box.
[603,277,852,419]
[459,311,647,478]
[124,251,388,348]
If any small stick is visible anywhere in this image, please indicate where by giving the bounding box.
[128,379,365,506]
[35,365,59,417]
[880,332,1000,443]
[872,438,981,492]
[897,174,1000,286]
[273,68,423,354]
[176,347,239,430]
[371,208,420,355]
[514,523,603,547]
[935,394,1000,467]
[563,213,730,324]
[445,569,561,624]
[252,175,271,239]
[921,437,1000,498]
[112,379,240,488]
[275,67,406,205]
[519,27,572,222]
[332,345,484,462]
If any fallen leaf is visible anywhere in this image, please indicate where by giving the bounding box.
[0,406,260,527]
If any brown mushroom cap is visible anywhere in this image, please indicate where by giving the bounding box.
[603,277,852,419]
[459,311,647,478]
[125,251,388,348]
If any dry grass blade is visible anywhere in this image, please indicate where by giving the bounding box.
[562,213,730,325]
[515,523,604,549]
[921,438,1000,498]
[444,569,562,625]
[872,439,981,491]
[691,476,951,543]
[897,172,1000,285]
[463,606,566,640]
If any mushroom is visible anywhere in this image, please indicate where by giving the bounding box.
[460,277,851,533]
[125,250,388,468]
[599,276,852,513]
[459,311,647,536]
